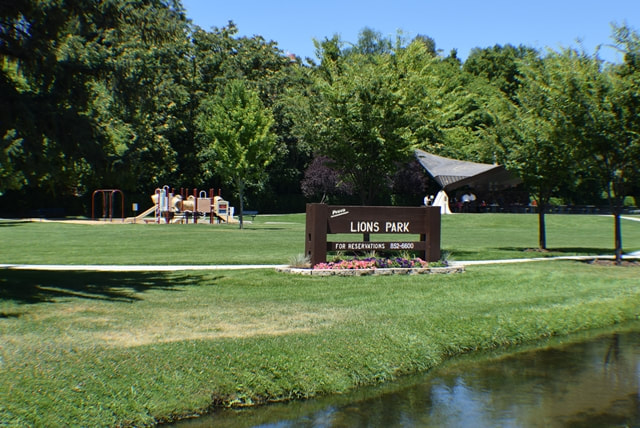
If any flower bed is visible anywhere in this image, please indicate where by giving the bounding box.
[313,257,429,270]
[277,257,464,276]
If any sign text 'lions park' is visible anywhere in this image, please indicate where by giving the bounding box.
[305,204,441,266]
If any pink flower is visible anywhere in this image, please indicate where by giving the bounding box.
[313,257,427,270]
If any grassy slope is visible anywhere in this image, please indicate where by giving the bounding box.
[1,214,639,425]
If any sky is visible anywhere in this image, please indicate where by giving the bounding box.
[181,0,639,64]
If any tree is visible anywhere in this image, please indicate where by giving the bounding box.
[588,71,639,263]
[102,0,192,191]
[391,160,430,205]
[509,31,639,261]
[196,80,277,228]
[507,50,584,250]
[411,35,438,57]
[191,22,307,211]
[300,33,412,205]
[300,155,353,203]
[579,24,640,263]
[0,0,191,208]
[464,44,538,101]
[344,27,393,56]
[398,38,512,165]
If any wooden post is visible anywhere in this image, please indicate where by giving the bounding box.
[422,207,441,262]
[305,204,328,266]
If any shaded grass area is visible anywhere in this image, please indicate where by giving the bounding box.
[0,270,175,305]
[1,213,639,265]
[1,263,639,426]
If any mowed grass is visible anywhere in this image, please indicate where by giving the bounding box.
[0,214,306,265]
[442,213,640,260]
[1,213,640,426]
[1,213,639,264]
[1,264,639,426]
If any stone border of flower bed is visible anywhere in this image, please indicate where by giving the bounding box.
[276,265,465,276]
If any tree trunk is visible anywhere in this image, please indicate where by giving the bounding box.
[237,180,245,230]
[538,203,547,250]
[614,212,622,265]
[610,189,624,265]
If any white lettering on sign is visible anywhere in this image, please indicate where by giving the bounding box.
[346,242,386,250]
[389,242,415,250]
[350,221,380,233]
[385,222,410,233]
[331,209,349,218]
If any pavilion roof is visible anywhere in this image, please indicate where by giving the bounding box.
[414,149,521,192]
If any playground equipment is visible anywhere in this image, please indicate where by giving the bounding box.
[125,186,237,224]
[92,189,124,222]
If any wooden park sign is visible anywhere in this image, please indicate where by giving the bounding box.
[305,203,441,266]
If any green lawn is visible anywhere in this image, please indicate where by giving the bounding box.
[2,213,639,264]
[1,213,639,426]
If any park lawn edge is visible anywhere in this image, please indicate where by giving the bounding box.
[185,316,640,420]
[153,278,640,425]
[5,261,637,426]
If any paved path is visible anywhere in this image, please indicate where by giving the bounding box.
[449,254,639,266]
[0,264,289,272]
[1,254,638,272]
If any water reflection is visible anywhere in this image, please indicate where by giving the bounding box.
[175,328,640,427]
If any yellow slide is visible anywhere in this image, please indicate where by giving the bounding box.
[123,206,156,223]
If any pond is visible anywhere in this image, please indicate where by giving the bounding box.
[173,325,640,427]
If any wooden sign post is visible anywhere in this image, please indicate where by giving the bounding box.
[305,204,441,266]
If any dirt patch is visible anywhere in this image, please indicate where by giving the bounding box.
[96,308,347,347]
[22,302,351,348]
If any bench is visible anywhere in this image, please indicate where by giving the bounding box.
[242,210,259,221]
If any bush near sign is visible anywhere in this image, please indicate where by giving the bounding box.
[305,204,441,266]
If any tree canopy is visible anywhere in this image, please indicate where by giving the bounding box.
[0,0,191,204]
[196,79,277,228]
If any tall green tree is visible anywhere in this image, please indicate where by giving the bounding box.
[1,0,107,198]
[196,80,277,228]
[510,33,639,260]
[299,33,411,205]
[579,25,640,263]
[190,22,305,211]
[399,38,512,165]
[101,0,192,191]
[0,0,191,208]
[343,27,394,56]
[507,50,584,250]
[464,44,538,101]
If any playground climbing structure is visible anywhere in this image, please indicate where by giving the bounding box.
[125,186,238,224]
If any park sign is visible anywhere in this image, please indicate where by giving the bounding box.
[305,203,441,266]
